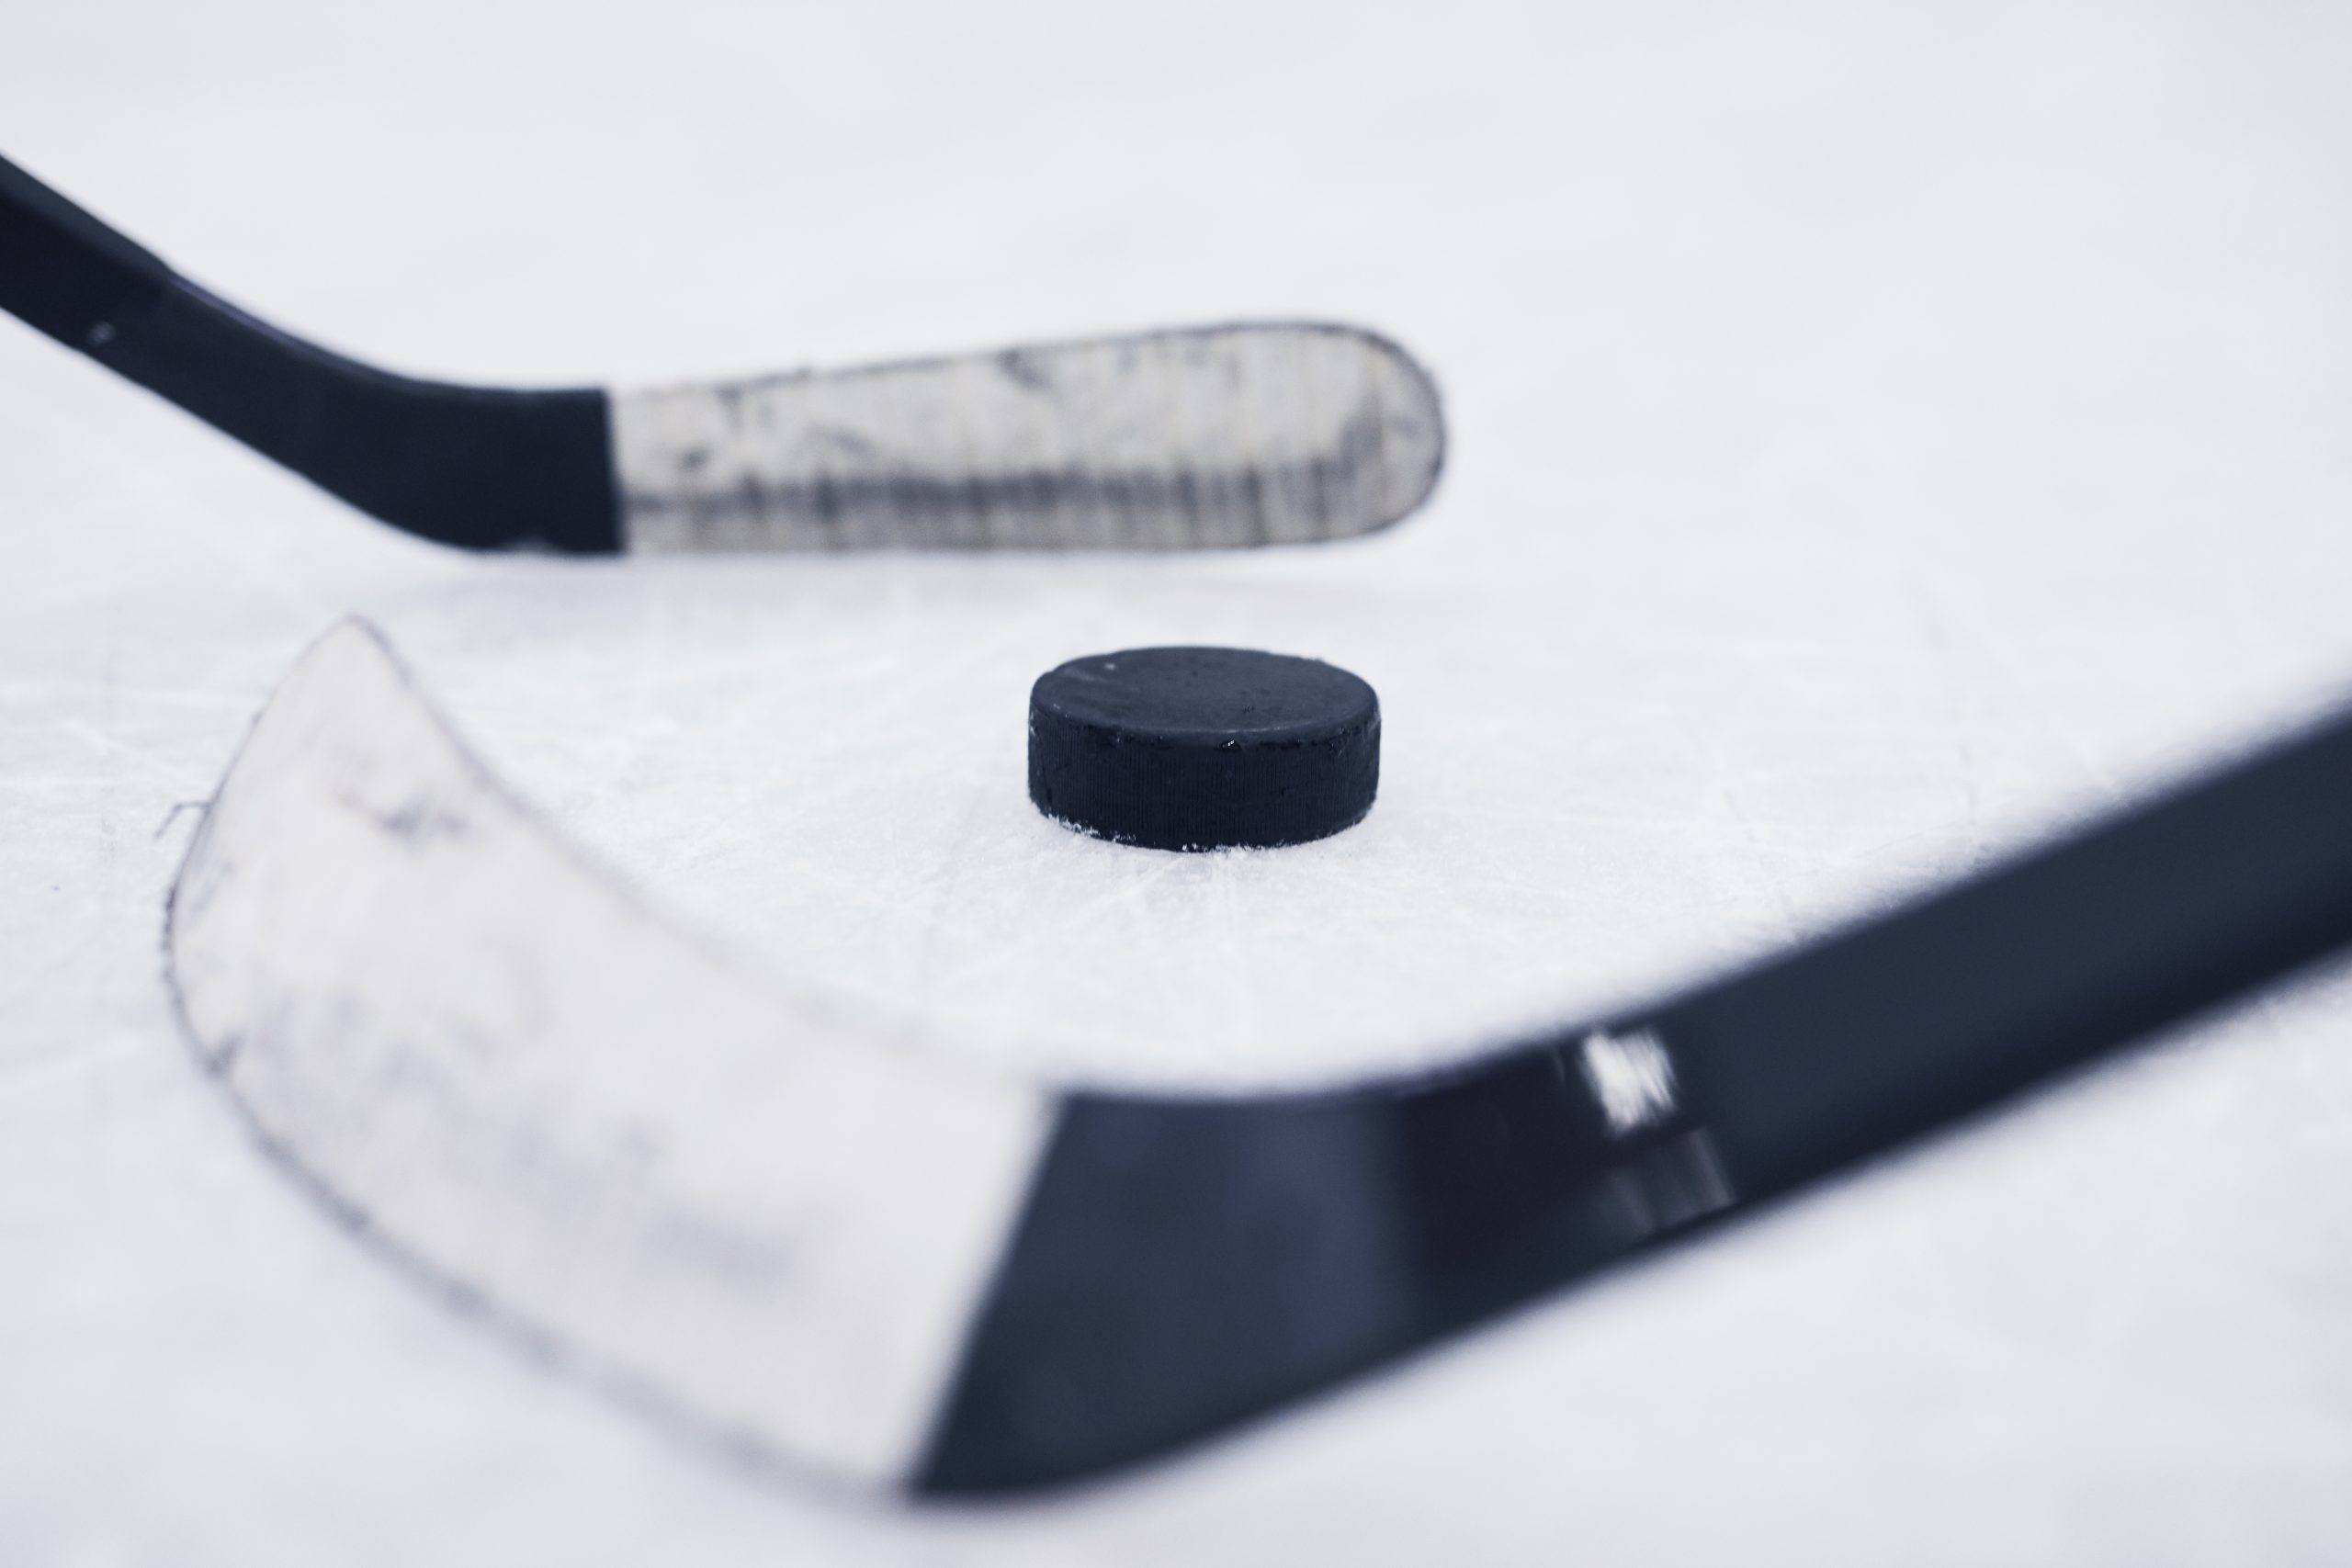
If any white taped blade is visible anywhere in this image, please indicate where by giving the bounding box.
[164,623,1053,1493]
[610,322,1443,551]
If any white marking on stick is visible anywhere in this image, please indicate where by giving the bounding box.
[1578,1028,1679,1136]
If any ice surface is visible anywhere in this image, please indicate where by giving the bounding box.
[5,1,2352,1562]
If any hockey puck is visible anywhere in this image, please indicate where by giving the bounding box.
[1027,646,1380,851]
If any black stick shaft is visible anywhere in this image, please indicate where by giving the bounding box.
[1664,708,2352,1195]
[0,152,173,348]
[0,152,616,551]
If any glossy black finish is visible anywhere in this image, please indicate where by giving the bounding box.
[1668,706,2352,1193]
[0,152,616,552]
[917,1054,1707,1495]
[1028,647,1380,851]
[919,705,2352,1495]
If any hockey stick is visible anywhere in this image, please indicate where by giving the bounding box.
[165,623,2352,1498]
[0,153,1442,553]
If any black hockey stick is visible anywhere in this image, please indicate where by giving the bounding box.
[0,153,1443,553]
[922,704,2352,1492]
[166,626,2352,1497]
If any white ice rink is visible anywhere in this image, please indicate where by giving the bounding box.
[5,2,2351,1562]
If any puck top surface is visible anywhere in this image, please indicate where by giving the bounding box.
[1028,646,1380,852]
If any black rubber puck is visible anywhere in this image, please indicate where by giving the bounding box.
[1028,647,1380,851]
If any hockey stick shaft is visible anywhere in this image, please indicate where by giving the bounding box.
[0,152,616,550]
[1663,712,2352,1192]
[0,150,172,345]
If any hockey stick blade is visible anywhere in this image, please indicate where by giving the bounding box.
[2,152,1443,554]
[166,625,2352,1498]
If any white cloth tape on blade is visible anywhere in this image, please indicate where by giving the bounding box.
[610,324,1442,551]
[165,621,1053,1493]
